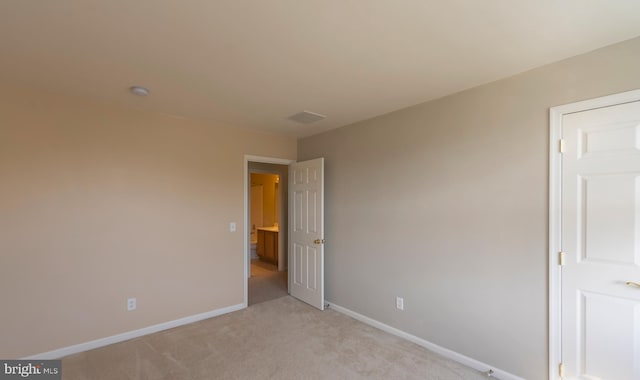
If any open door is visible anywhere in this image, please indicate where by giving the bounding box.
[289,158,325,310]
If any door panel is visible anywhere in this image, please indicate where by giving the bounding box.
[580,291,640,379]
[293,243,303,285]
[561,101,640,379]
[581,174,639,265]
[578,122,640,158]
[289,158,324,310]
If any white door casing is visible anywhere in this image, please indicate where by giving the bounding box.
[550,91,640,380]
[289,158,325,310]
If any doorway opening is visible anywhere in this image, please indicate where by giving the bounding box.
[244,156,294,307]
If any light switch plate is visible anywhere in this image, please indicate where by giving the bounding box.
[127,297,136,311]
[396,297,404,311]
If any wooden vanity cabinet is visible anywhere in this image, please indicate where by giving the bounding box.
[257,229,278,265]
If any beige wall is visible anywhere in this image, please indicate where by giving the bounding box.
[0,83,296,358]
[298,36,640,379]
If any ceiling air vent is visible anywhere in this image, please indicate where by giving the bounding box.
[287,110,326,124]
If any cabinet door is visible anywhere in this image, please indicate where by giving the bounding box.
[264,231,276,263]
[257,230,265,258]
[272,232,278,265]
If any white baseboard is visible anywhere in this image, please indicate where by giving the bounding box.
[327,302,524,380]
[23,303,245,360]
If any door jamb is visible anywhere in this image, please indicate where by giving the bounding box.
[243,155,295,308]
[548,89,640,380]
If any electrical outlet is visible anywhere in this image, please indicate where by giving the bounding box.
[396,297,404,311]
[229,222,236,232]
[127,297,136,311]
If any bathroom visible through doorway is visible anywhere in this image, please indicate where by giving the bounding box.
[247,160,291,306]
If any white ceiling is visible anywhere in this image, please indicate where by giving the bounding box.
[2,1,640,138]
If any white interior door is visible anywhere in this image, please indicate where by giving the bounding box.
[560,100,640,379]
[289,158,324,310]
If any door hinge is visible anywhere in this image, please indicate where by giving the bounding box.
[559,362,564,378]
[559,139,565,153]
[559,251,565,266]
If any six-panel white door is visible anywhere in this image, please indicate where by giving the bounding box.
[561,100,640,379]
[289,158,325,310]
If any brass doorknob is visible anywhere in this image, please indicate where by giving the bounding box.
[626,281,640,288]
[313,239,325,244]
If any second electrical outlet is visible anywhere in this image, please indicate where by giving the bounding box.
[396,296,404,311]
[127,297,137,311]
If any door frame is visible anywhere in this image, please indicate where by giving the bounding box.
[243,155,295,307]
[548,88,640,379]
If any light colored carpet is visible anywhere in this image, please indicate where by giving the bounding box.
[62,296,487,380]
[248,259,288,306]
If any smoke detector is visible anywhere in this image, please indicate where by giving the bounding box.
[287,111,326,124]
